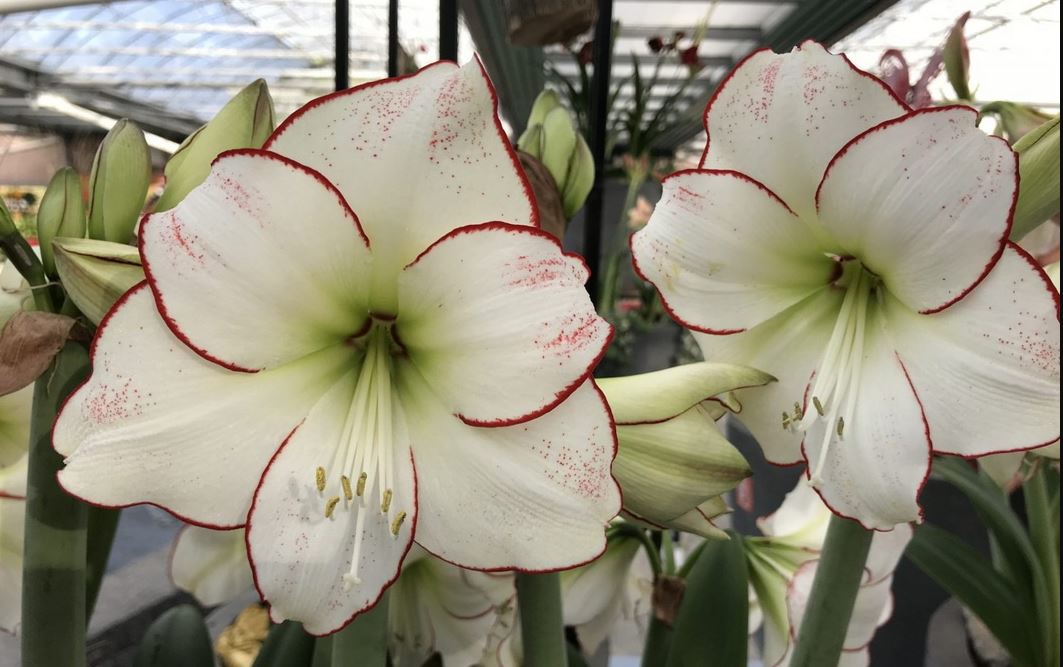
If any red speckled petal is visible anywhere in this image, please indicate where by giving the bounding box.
[140,150,372,372]
[403,377,620,572]
[54,285,355,528]
[630,169,835,334]
[886,245,1060,458]
[246,371,416,636]
[702,42,906,219]
[801,308,930,530]
[265,60,536,287]
[398,223,611,427]
[816,107,1016,314]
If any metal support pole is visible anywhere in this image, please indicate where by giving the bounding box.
[439,0,459,61]
[584,0,612,304]
[387,0,399,77]
[334,0,349,90]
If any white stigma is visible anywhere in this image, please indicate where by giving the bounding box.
[783,263,876,488]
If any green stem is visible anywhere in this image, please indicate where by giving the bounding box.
[788,514,873,667]
[85,506,122,619]
[1025,462,1060,667]
[607,523,662,578]
[21,342,91,667]
[516,572,568,667]
[640,615,672,667]
[0,226,56,313]
[597,171,646,316]
[331,592,389,667]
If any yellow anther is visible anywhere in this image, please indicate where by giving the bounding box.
[315,466,326,493]
[324,496,341,518]
[781,412,791,430]
[812,396,825,416]
[356,472,367,496]
[390,511,407,536]
[381,489,393,513]
[836,416,845,437]
[793,402,803,419]
[341,475,353,501]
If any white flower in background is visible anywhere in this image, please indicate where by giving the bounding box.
[561,533,652,655]
[747,482,912,666]
[632,42,1060,529]
[53,60,620,635]
[0,373,31,635]
[0,494,24,635]
[389,546,514,667]
[1,249,34,323]
[171,526,255,607]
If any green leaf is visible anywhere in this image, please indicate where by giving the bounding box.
[932,457,1053,666]
[330,594,389,667]
[906,524,1039,667]
[132,605,215,667]
[252,621,316,667]
[667,533,748,667]
[156,80,275,212]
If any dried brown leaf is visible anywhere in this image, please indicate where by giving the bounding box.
[0,310,77,395]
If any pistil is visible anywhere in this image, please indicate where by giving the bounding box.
[308,323,406,590]
[783,262,877,488]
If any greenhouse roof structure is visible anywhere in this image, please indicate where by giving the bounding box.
[1,0,902,150]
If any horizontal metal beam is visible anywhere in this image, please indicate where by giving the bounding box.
[619,25,762,41]
[61,65,384,80]
[63,77,357,91]
[545,51,733,69]
[0,54,201,138]
[0,18,385,38]
[0,45,382,62]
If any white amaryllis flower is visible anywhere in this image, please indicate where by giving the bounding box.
[631,42,1061,529]
[389,546,514,667]
[171,526,255,607]
[53,60,620,635]
[747,482,912,667]
[560,532,651,654]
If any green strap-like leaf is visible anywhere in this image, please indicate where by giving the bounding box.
[667,533,748,667]
[132,605,215,667]
[906,523,1039,667]
[252,621,316,667]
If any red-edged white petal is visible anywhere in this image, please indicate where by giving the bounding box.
[695,287,845,465]
[54,285,352,528]
[390,547,513,667]
[170,526,254,606]
[885,245,1060,457]
[632,170,834,334]
[402,375,620,572]
[864,523,913,585]
[265,60,535,281]
[398,223,610,426]
[816,107,1016,314]
[756,480,830,548]
[701,42,907,218]
[246,372,416,636]
[140,149,372,372]
[786,561,894,655]
[801,312,930,529]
